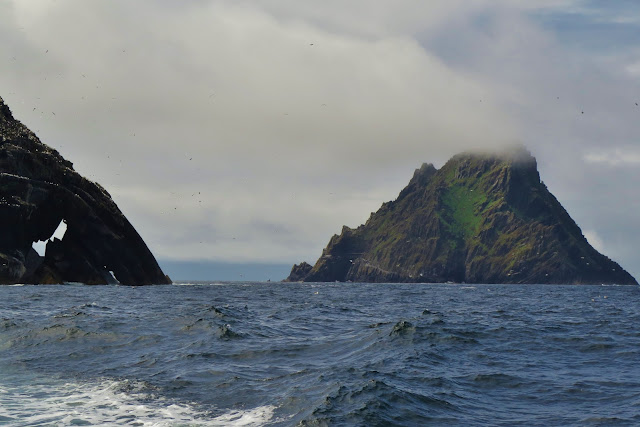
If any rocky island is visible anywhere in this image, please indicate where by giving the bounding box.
[0,95,171,285]
[287,147,637,285]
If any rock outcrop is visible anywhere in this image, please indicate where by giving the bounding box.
[0,95,171,285]
[287,261,313,282]
[286,147,637,285]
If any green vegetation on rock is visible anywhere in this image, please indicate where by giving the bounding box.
[441,184,486,239]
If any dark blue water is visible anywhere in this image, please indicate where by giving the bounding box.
[1,282,639,426]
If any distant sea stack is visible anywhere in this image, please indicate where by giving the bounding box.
[0,95,171,285]
[287,147,637,285]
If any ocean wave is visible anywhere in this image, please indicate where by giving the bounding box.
[173,282,237,287]
[10,324,120,347]
[466,373,526,389]
[389,320,414,336]
[78,302,112,311]
[2,282,639,425]
[53,311,86,318]
[179,318,244,340]
[1,318,18,330]
[303,378,459,425]
[219,323,243,340]
[204,305,226,316]
[0,377,277,426]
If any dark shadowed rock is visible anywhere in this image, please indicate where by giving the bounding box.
[284,261,313,282]
[287,146,637,285]
[0,95,171,285]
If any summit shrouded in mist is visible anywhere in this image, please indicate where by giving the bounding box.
[287,147,637,285]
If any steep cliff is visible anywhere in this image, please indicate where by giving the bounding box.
[0,95,171,285]
[287,147,637,285]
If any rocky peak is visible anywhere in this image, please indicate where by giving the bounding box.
[285,147,636,285]
[410,163,437,184]
[0,95,170,285]
[0,96,13,122]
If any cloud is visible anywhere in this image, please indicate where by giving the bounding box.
[626,60,640,77]
[2,1,524,186]
[584,148,640,166]
[0,0,518,261]
[1,0,640,278]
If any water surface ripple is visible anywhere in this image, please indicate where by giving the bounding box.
[1,283,639,426]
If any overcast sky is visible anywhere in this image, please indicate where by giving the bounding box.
[2,0,640,278]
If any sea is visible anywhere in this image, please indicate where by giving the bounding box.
[1,282,639,426]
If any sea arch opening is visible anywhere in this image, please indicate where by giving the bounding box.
[32,219,67,256]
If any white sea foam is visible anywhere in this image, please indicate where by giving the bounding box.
[0,377,276,426]
[207,406,277,426]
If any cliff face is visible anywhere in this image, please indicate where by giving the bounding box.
[287,147,637,285]
[0,95,171,285]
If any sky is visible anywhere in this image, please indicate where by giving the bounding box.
[2,0,640,281]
